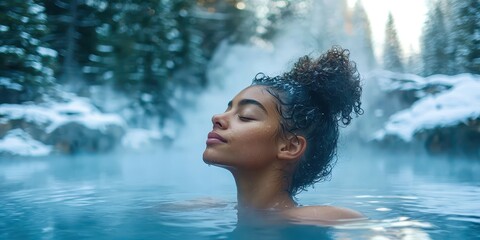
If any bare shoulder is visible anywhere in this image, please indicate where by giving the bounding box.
[281,205,366,225]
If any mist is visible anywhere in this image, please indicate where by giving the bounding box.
[1,1,479,239]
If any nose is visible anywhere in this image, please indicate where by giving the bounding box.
[212,113,228,129]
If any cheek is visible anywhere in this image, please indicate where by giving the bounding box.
[235,125,278,154]
[239,124,275,141]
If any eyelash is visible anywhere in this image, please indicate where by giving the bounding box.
[239,116,254,121]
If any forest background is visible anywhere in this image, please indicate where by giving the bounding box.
[1,0,479,154]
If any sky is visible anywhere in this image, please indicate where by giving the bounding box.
[348,0,429,58]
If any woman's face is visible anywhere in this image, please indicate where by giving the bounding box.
[203,85,282,170]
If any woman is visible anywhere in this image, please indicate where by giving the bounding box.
[203,46,364,225]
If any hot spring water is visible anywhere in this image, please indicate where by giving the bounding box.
[1,40,479,240]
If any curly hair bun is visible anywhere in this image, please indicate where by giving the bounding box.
[283,46,363,125]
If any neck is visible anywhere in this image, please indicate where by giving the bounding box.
[231,166,296,213]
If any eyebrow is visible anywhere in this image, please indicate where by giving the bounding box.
[227,99,268,113]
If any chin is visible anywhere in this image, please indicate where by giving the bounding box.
[202,156,214,165]
[202,150,217,164]
[202,151,232,169]
[202,155,222,165]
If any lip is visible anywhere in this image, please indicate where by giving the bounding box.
[206,131,227,144]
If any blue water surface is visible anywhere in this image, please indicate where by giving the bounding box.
[1,143,479,240]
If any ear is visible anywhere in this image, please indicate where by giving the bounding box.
[277,135,307,161]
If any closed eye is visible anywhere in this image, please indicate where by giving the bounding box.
[239,116,255,121]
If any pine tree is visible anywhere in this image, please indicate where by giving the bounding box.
[89,0,187,124]
[351,0,376,70]
[421,1,449,76]
[0,0,57,103]
[229,0,306,43]
[84,0,244,127]
[406,46,422,75]
[437,0,457,74]
[43,0,100,86]
[382,13,404,72]
[308,0,349,49]
[449,0,480,74]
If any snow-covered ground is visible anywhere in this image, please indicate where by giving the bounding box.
[374,73,480,142]
[0,96,125,133]
[0,88,183,156]
[0,92,130,156]
[0,129,52,156]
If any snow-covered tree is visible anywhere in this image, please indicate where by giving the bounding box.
[437,0,457,73]
[421,1,449,76]
[307,0,349,49]
[350,0,376,71]
[449,0,480,74]
[83,0,245,127]
[406,46,422,75]
[382,13,404,72]
[43,0,101,86]
[0,0,57,103]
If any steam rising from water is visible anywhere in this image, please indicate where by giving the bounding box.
[150,30,322,188]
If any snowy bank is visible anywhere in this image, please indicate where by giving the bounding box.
[373,70,468,93]
[0,94,127,156]
[0,129,52,156]
[0,96,125,133]
[373,73,480,156]
[375,76,480,141]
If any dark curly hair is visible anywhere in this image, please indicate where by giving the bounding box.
[251,46,363,195]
